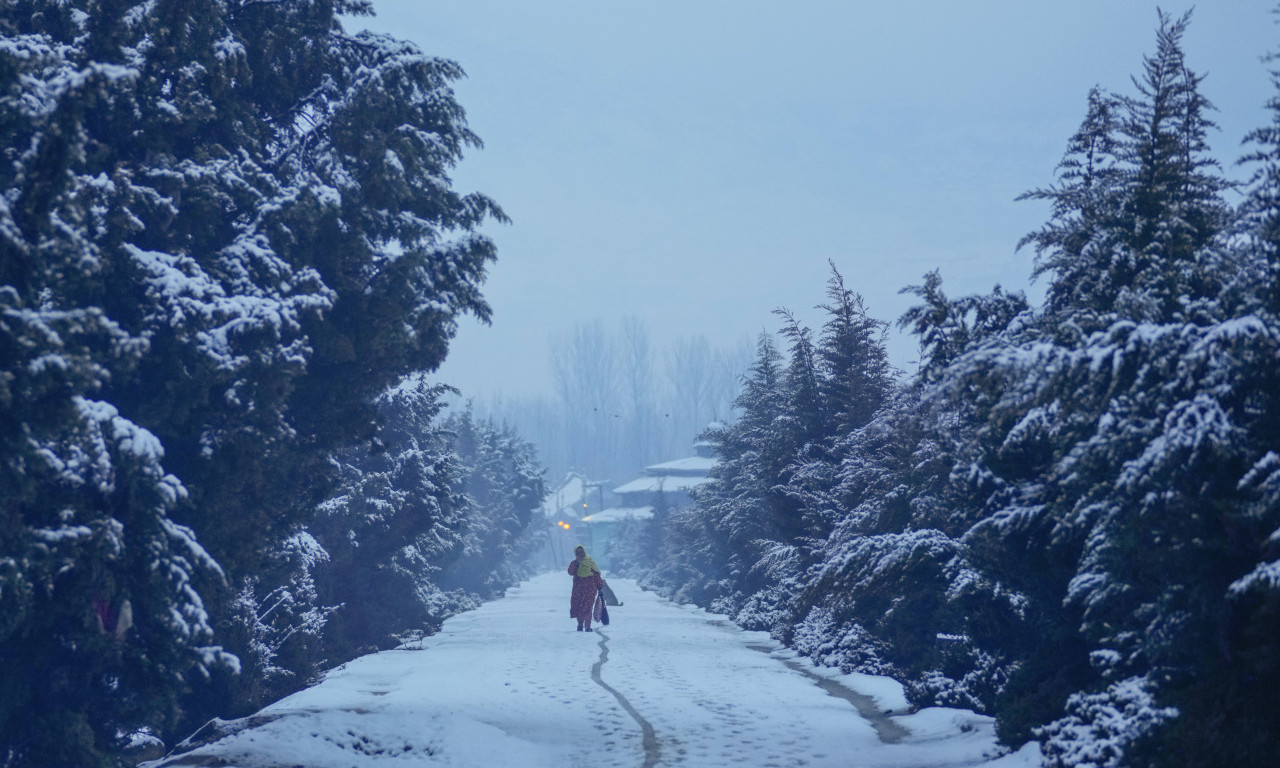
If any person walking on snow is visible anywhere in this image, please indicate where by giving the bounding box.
[568,545,605,632]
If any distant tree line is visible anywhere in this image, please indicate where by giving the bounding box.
[0,3,541,766]
[636,12,1280,767]
[481,317,752,488]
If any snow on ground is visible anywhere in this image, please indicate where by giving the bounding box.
[146,572,1043,768]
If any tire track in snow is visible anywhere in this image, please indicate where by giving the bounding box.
[592,630,660,768]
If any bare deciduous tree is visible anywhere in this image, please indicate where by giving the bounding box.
[480,319,751,489]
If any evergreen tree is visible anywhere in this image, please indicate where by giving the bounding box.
[1017,87,1126,320]
[1113,10,1231,320]
[0,8,229,763]
[815,262,893,437]
[954,13,1260,762]
[310,387,545,665]
[1020,11,1230,325]
[646,334,787,609]
[1240,41,1280,314]
[898,270,1029,381]
[787,264,896,546]
[728,332,794,547]
[647,13,1269,765]
[1,1,502,761]
[765,309,824,551]
[439,406,546,598]
[310,378,468,662]
[1228,47,1280,751]
[774,308,825,453]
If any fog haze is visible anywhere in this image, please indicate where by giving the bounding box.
[357,1,1276,399]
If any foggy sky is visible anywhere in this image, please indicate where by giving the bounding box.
[356,1,1277,400]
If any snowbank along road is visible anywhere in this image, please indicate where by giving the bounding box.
[146,572,1041,768]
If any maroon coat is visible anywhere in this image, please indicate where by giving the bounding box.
[568,559,604,620]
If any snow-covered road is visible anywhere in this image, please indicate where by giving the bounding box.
[147,573,1039,768]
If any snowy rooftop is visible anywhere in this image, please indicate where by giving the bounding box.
[612,475,713,495]
[644,455,717,474]
[539,472,592,519]
[581,506,654,524]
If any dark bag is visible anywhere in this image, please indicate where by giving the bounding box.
[593,589,610,626]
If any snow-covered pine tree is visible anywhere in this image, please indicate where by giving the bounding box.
[762,308,827,554]
[788,389,958,680]
[1036,15,1280,761]
[774,308,825,452]
[786,263,896,547]
[952,12,1264,763]
[1019,11,1230,329]
[310,377,468,662]
[789,274,1031,712]
[652,280,902,637]
[440,406,546,598]
[943,38,1192,744]
[310,390,544,666]
[1112,9,1231,322]
[1229,32,1280,714]
[898,270,975,378]
[1017,87,1127,321]
[815,262,893,439]
[643,334,788,609]
[748,266,898,640]
[1239,41,1280,315]
[2,0,503,760]
[90,0,504,579]
[898,270,1030,385]
[0,9,234,764]
[1217,50,1280,757]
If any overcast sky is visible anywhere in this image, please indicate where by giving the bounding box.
[357,1,1278,400]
